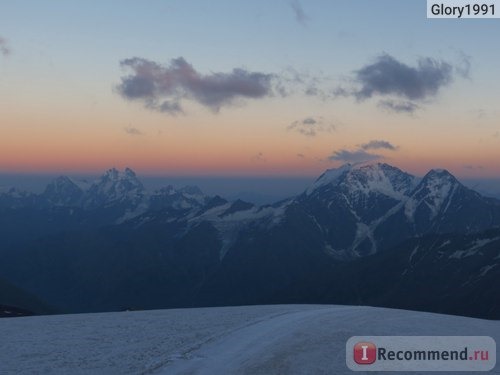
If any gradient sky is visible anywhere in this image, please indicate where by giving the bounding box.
[1,0,499,178]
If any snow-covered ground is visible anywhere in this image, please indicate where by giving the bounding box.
[1,305,499,374]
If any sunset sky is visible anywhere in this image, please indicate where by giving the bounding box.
[1,0,499,179]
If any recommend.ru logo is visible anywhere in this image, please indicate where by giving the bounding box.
[346,336,496,371]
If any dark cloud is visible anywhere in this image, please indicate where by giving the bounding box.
[117,57,276,114]
[0,36,10,56]
[353,54,453,101]
[361,140,398,151]
[124,127,144,136]
[378,99,419,114]
[287,116,335,137]
[331,54,462,113]
[328,149,381,163]
[148,99,183,115]
[289,0,309,26]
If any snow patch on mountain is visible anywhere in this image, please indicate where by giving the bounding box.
[449,237,500,259]
[306,163,417,201]
[83,168,145,207]
[115,201,151,224]
[405,169,459,222]
[423,172,453,218]
[188,200,290,258]
[344,163,416,201]
[306,164,352,195]
[352,222,376,255]
[479,264,497,277]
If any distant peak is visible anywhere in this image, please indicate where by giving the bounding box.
[124,167,136,177]
[102,168,138,180]
[423,168,457,181]
[53,175,73,184]
[45,175,81,193]
[306,162,415,198]
[103,168,119,178]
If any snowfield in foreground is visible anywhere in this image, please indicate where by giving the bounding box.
[1,305,499,374]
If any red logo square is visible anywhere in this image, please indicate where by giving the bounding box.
[354,342,377,365]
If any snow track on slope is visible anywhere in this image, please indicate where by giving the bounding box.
[1,305,499,375]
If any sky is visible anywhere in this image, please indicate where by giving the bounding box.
[1,0,499,180]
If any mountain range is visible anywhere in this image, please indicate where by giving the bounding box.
[0,163,499,318]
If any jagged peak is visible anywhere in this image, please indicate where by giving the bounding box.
[97,168,142,187]
[101,167,136,177]
[103,167,119,178]
[417,169,461,192]
[178,185,204,196]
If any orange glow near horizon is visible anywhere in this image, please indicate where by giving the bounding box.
[1,93,499,178]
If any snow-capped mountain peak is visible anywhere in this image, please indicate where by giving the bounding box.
[83,168,145,208]
[98,167,143,190]
[101,167,142,185]
[306,164,352,195]
[42,176,85,206]
[405,168,461,221]
[342,163,416,200]
[306,162,416,201]
[150,184,208,211]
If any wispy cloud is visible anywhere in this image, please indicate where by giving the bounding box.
[328,149,381,163]
[456,51,472,79]
[117,57,276,115]
[0,36,11,56]
[329,139,399,163]
[360,140,398,151]
[124,126,144,136]
[252,152,267,162]
[378,99,420,114]
[470,108,487,119]
[289,0,309,26]
[463,165,484,170]
[287,116,335,136]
